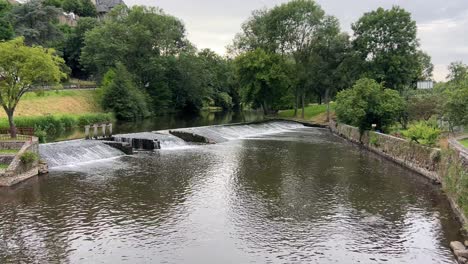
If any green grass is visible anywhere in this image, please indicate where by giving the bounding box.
[0,149,20,154]
[0,90,102,118]
[460,138,468,148]
[0,113,114,130]
[278,103,336,120]
[0,164,9,169]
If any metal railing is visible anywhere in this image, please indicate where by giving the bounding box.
[0,128,34,142]
[31,84,97,91]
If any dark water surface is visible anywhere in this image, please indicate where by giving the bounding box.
[0,127,462,263]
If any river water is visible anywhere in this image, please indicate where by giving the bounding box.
[0,125,462,263]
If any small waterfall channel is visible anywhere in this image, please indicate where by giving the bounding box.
[39,140,125,168]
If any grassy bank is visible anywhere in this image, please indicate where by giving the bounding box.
[460,138,468,148]
[0,90,102,118]
[277,103,336,123]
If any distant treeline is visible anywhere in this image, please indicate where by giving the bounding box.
[0,0,437,120]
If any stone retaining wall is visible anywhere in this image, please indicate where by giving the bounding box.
[0,138,39,187]
[329,120,441,182]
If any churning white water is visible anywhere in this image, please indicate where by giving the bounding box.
[39,140,125,168]
[170,121,305,143]
[39,121,306,167]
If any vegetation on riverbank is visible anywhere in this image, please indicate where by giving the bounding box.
[278,104,335,122]
[0,90,102,118]
[0,113,113,142]
[460,139,468,148]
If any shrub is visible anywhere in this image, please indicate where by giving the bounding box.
[77,113,113,126]
[214,92,233,110]
[402,120,441,146]
[369,132,379,146]
[34,128,48,143]
[20,151,38,165]
[335,78,406,133]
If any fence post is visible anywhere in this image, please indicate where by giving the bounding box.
[107,123,113,137]
[101,124,106,139]
[85,125,90,140]
[93,124,98,139]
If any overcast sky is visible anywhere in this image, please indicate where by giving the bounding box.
[125,0,468,81]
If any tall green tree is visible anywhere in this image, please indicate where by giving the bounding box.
[335,78,406,134]
[447,61,468,84]
[234,49,290,114]
[232,0,350,117]
[0,0,14,41]
[81,5,196,113]
[352,7,425,91]
[62,17,98,78]
[441,62,468,130]
[0,38,66,137]
[11,0,63,46]
[101,64,149,120]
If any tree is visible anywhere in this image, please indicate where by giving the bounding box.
[101,64,149,121]
[11,0,62,46]
[234,49,290,114]
[62,0,97,17]
[0,38,65,137]
[0,0,14,41]
[335,78,405,134]
[442,63,468,130]
[352,7,423,91]
[62,17,98,78]
[234,0,327,116]
[447,61,468,84]
[416,51,434,81]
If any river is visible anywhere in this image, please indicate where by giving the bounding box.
[0,122,462,263]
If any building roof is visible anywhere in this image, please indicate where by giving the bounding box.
[95,0,125,13]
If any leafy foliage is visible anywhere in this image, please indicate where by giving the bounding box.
[11,0,63,46]
[402,120,441,146]
[335,78,405,133]
[232,0,353,116]
[0,37,66,137]
[20,151,39,165]
[234,49,291,114]
[439,62,468,130]
[0,0,13,41]
[101,64,149,121]
[404,89,441,121]
[352,7,426,91]
[62,17,98,78]
[62,0,96,17]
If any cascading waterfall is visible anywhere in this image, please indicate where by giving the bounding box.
[39,140,125,168]
[39,121,305,168]
[169,121,305,143]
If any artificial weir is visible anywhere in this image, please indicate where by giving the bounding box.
[39,121,306,169]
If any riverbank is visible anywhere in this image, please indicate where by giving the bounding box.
[0,90,102,118]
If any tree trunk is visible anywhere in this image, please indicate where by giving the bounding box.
[325,88,330,122]
[301,93,305,119]
[262,101,268,116]
[7,110,16,139]
[294,93,299,117]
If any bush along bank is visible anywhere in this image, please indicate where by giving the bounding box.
[330,120,468,263]
[0,113,114,143]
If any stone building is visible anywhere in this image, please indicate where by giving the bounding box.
[92,0,126,19]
